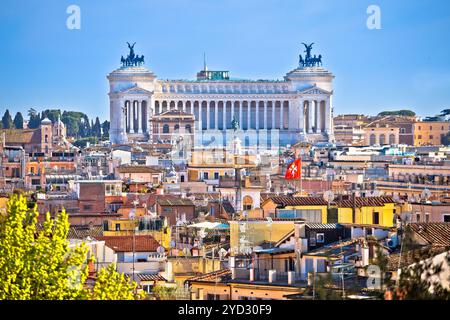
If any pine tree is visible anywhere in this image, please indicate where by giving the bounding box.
[13,112,24,129]
[93,117,102,138]
[102,120,110,138]
[1,109,13,129]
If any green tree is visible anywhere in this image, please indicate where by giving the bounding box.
[396,252,450,300]
[92,264,140,300]
[1,109,13,129]
[28,109,41,129]
[378,110,416,117]
[0,195,140,300]
[13,112,24,129]
[92,117,102,138]
[102,120,110,139]
[152,284,178,300]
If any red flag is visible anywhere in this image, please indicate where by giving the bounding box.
[285,158,302,180]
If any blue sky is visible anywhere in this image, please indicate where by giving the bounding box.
[0,0,450,121]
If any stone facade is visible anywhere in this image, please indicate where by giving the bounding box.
[108,47,335,147]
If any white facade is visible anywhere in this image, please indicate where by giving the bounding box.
[108,50,335,147]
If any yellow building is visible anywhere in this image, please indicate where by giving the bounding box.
[103,218,171,249]
[229,219,298,256]
[261,196,329,222]
[335,196,396,228]
[414,121,450,146]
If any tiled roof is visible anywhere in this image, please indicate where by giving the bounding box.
[408,223,450,247]
[333,196,394,208]
[387,246,448,271]
[306,223,341,230]
[186,269,232,283]
[118,166,163,174]
[157,197,194,206]
[67,225,103,239]
[270,196,328,207]
[96,235,160,252]
[124,273,167,282]
[1,128,40,145]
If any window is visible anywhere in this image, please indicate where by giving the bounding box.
[416,213,421,222]
[162,124,170,133]
[429,135,433,139]
[214,172,219,180]
[316,233,325,243]
[418,126,421,130]
[83,204,93,211]
[400,128,406,134]
[418,135,422,139]
[429,126,433,130]
[373,212,380,225]
[203,172,209,180]
[443,214,450,222]
[115,224,121,231]
[425,213,430,223]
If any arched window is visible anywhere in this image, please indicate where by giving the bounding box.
[174,124,180,132]
[185,124,192,133]
[389,134,396,145]
[163,124,170,133]
[243,196,253,210]
[369,134,376,146]
[45,134,48,143]
[379,134,386,145]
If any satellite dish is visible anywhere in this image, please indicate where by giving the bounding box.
[368,190,380,197]
[198,228,207,239]
[323,190,335,203]
[421,189,432,201]
[392,194,400,202]
[157,246,165,254]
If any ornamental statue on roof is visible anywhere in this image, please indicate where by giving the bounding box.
[120,42,145,67]
[298,42,323,68]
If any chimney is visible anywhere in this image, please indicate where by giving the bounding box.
[249,268,255,282]
[288,271,295,285]
[268,270,277,283]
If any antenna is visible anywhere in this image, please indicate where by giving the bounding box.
[203,52,208,72]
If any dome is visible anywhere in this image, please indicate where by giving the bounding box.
[41,117,52,125]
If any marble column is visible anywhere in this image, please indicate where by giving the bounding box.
[222,101,227,130]
[206,102,210,130]
[137,101,142,133]
[215,101,219,130]
[247,102,251,130]
[129,101,135,133]
[280,101,284,130]
[308,100,314,134]
[263,101,267,129]
[272,101,276,129]
[239,101,243,128]
[256,102,260,130]
[324,97,331,133]
[316,100,322,133]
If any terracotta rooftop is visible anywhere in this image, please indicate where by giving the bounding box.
[157,197,194,206]
[1,128,40,145]
[408,223,450,247]
[333,196,395,208]
[96,235,160,252]
[186,269,232,283]
[118,166,163,174]
[269,196,329,207]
